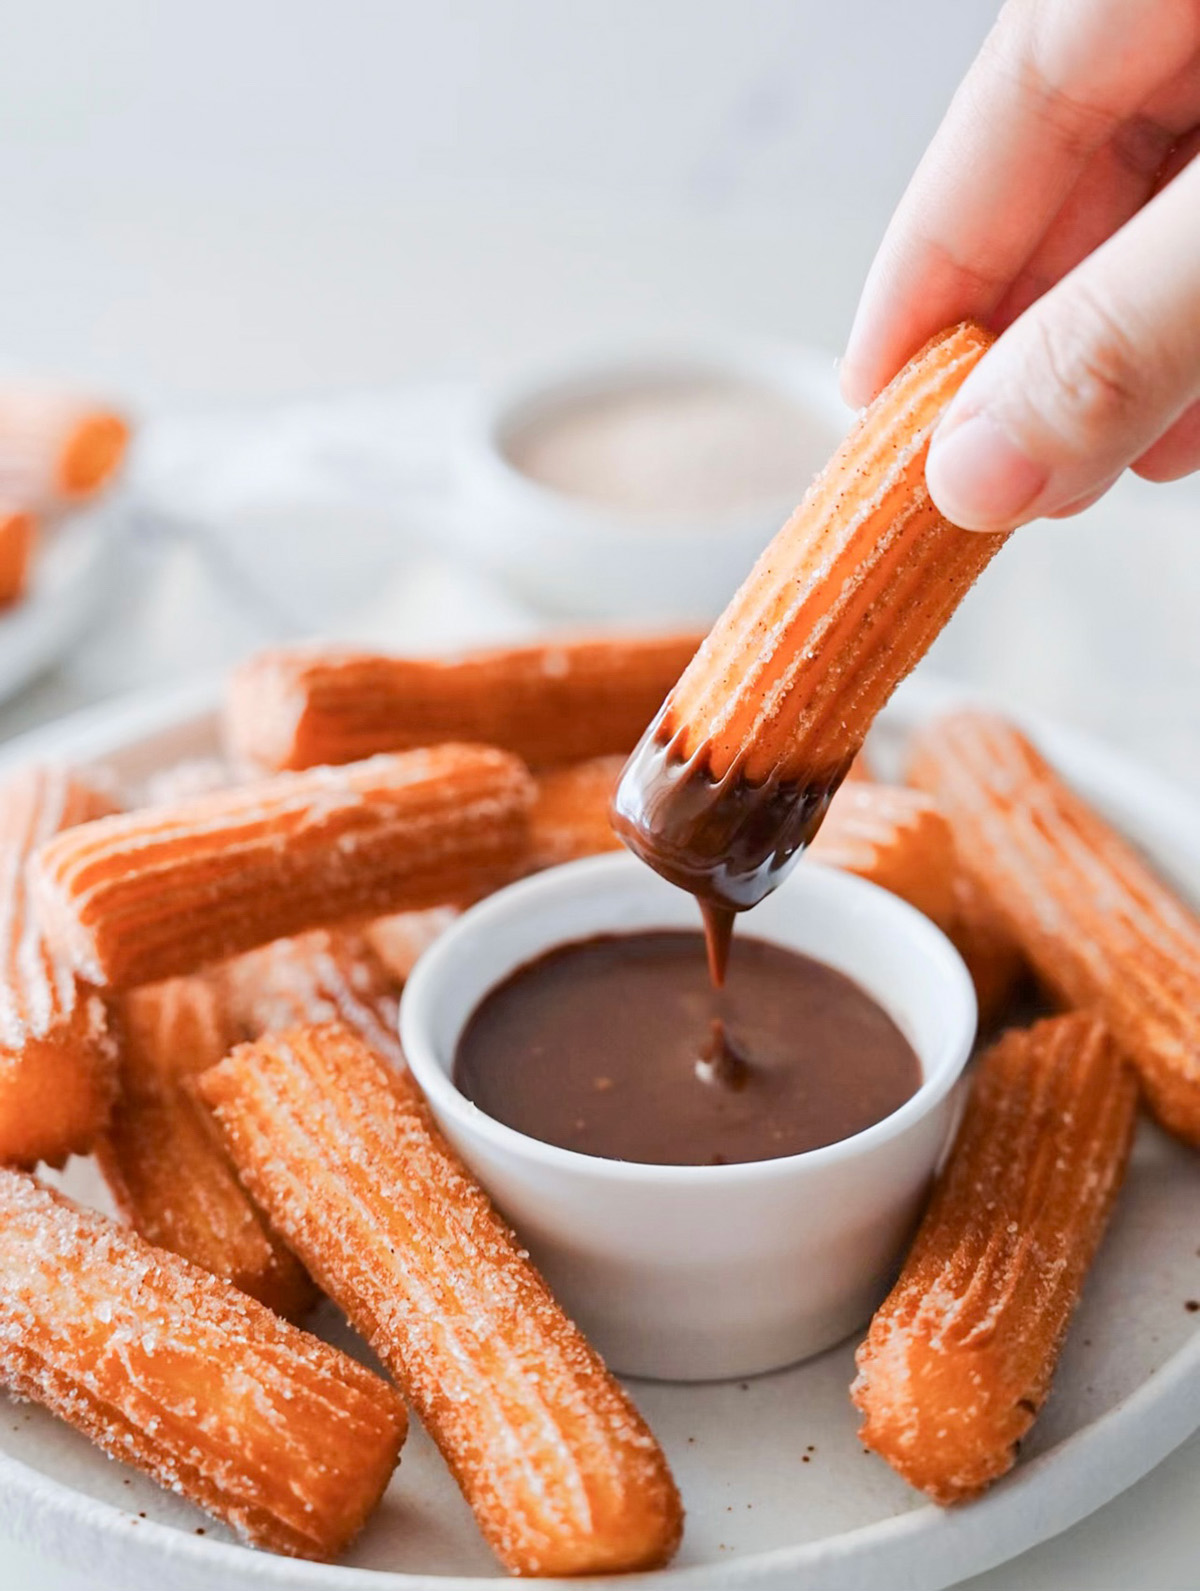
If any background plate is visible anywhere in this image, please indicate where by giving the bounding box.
[0,674,1196,1591]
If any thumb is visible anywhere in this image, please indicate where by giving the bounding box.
[926,155,1200,531]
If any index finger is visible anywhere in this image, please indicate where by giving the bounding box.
[841,0,1200,405]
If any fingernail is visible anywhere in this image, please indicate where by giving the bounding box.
[926,412,1048,531]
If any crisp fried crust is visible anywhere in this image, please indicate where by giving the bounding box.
[365,907,461,984]
[0,766,118,1167]
[197,1023,683,1577]
[0,510,35,608]
[909,711,1200,1144]
[807,782,957,930]
[528,755,625,870]
[30,744,535,989]
[853,1014,1136,1504]
[643,323,1004,787]
[945,872,1029,1032]
[223,632,703,773]
[96,976,316,1319]
[221,928,403,1067]
[0,1169,406,1558]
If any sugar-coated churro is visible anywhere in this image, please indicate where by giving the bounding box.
[31,744,534,989]
[853,1013,1135,1504]
[96,975,316,1319]
[909,710,1200,1144]
[945,872,1029,1032]
[365,907,460,984]
[0,1168,406,1558]
[612,323,1007,919]
[528,755,625,870]
[0,392,128,505]
[197,1022,683,1577]
[0,766,117,1167]
[222,928,403,1067]
[807,782,956,930]
[223,632,703,774]
[0,509,35,607]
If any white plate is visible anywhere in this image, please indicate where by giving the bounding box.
[0,506,123,707]
[0,675,1198,1591]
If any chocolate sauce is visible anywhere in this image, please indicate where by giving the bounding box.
[611,721,850,983]
[453,931,920,1166]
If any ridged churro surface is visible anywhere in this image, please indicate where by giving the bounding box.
[224,633,702,773]
[529,755,625,870]
[97,975,315,1319]
[0,1169,406,1558]
[655,324,1003,785]
[0,766,117,1166]
[31,745,535,989]
[198,1022,683,1577]
[853,1014,1135,1504]
[910,711,1200,1143]
[807,782,956,929]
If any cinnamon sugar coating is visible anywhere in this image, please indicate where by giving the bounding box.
[807,782,957,930]
[0,766,117,1166]
[30,745,535,989]
[0,1169,405,1557]
[97,975,315,1319]
[197,1022,683,1576]
[910,711,1200,1144]
[853,1014,1136,1503]
[223,632,703,773]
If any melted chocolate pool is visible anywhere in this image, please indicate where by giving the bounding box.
[453,930,921,1166]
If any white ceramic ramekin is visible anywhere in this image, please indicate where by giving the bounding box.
[452,342,849,624]
[400,854,976,1382]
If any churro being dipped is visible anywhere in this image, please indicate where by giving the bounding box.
[611,323,1006,976]
[807,782,957,931]
[0,509,35,607]
[0,1168,406,1558]
[853,1013,1135,1503]
[97,975,315,1319]
[909,710,1200,1144]
[223,632,703,774]
[31,744,535,989]
[197,1022,683,1577]
[0,391,128,506]
[0,765,117,1167]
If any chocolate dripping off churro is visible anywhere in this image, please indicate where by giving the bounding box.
[611,714,850,984]
[611,320,1007,986]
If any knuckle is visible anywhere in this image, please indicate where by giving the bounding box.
[1030,285,1147,446]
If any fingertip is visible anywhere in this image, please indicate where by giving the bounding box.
[926,411,1048,533]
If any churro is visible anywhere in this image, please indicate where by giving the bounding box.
[222,928,403,1066]
[0,766,117,1167]
[945,872,1029,1032]
[0,1168,406,1557]
[807,782,956,930]
[909,711,1200,1144]
[96,975,316,1319]
[853,1014,1135,1504]
[0,392,128,505]
[197,1022,683,1577]
[365,907,460,984]
[528,755,625,870]
[612,323,1007,929]
[224,632,703,774]
[31,744,534,989]
[0,509,35,607]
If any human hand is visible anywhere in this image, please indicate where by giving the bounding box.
[841,0,1200,531]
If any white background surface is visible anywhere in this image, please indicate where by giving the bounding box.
[0,3,1196,1587]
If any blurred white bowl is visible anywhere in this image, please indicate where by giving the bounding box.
[453,341,850,625]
